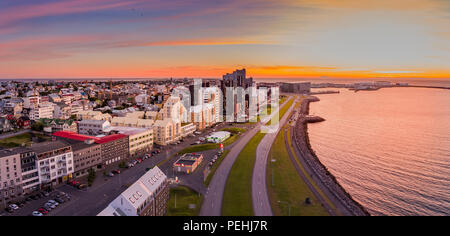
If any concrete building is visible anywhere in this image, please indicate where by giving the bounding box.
[153,118,181,146]
[111,117,154,129]
[279,82,311,94]
[96,134,129,167]
[78,120,112,136]
[0,149,24,201]
[111,127,153,157]
[20,149,40,194]
[70,140,102,178]
[181,123,196,137]
[29,102,55,121]
[52,131,129,168]
[30,141,74,189]
[98,166,169,216]
[221,69,255,122]
[75,110,112,122]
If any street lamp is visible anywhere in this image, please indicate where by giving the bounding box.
[277,200,291,216]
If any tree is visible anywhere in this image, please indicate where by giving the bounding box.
[31,122,44,131]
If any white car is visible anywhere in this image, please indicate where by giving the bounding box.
[45,202,56,209]
[9,204,19,210]
[48,200,59,207]
[32,211,43,217]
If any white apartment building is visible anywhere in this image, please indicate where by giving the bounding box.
[181,123,196,137]
[153,118,181,146]
[31,141,74,188]
[98,166,168,216]
[29,102,55,120]
[111,117,154,129]
[78,120,112,136]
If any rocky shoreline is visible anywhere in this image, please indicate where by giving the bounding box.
[293,96,370,216]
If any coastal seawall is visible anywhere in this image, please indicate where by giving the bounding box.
[293,96,370,216]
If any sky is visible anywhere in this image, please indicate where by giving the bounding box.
[0,0,449,79]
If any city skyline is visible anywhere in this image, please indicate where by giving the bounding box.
[0,0,449,79]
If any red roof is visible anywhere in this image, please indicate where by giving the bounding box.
[95,134,128,144]
[52,131,98,142]
[52,131,127,144]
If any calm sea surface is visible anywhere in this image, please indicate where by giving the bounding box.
[308,87,450,216]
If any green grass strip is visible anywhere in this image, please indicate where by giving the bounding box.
[222,131,266,216]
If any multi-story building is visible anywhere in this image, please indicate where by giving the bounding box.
[20,149,40,194]
[181,123,196,137]
[95,134,129,167]
[153,118,181,146]
[70,140,102,178]
[29,102,55,121]
[52,131,129,168]
[22,96,40,109]
[78,120,112,136]
[110,117,154,129]
[75,110,111,121]
[98,166,169,216]
[30,141,74,189]
[279,82,310,94]
[221,69,255,122]
[111,127,153,157]
[0,149,24,201]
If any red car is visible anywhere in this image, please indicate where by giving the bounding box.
[68,180,80,186]
[112,170,121,174]
[38,208,48,215]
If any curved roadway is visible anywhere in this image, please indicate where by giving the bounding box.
[200,97,292,216]
[252,96,297,216]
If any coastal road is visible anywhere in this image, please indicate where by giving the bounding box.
[252,96,297,216]
[200,97,292,216]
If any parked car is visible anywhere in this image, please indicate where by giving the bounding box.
[55,198,64,204]
[45,202,56,209]
[112,169,121,174]
[32,211,43,217]
[48,200,59,206]
[43,206,52,212]
[9,204,19,210]
[5,207,14,213]
[37,208,48,215]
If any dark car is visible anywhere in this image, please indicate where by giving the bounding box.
[55,198,64,204]
[112,169,121,174]
[5,207,14,213]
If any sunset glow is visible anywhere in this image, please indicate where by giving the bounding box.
[0,0,449,79]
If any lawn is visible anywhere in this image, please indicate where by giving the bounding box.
[177,133,241,155]
[0,133,33,148]
[220,127,246,134]
[204,149,230,187]
[166,186,203,216]
[266,128,329,216]
[266,98,294,126]
[222,131,266,216]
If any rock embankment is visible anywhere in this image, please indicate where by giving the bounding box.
[293,96,370,216]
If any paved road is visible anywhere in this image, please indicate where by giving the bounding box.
[0,129,30,140]
[252,96,296,216]
[200,98,292,216]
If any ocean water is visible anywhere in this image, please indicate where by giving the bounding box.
[308,87,450,216]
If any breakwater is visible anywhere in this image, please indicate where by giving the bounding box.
[293,96,370,216]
